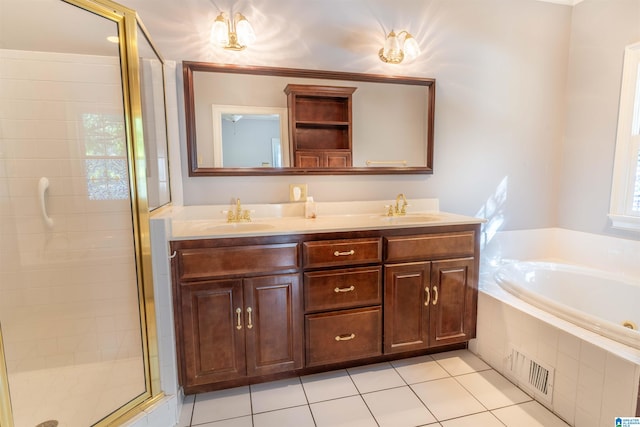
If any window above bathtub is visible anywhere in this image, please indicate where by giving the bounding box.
[609,41,640,231]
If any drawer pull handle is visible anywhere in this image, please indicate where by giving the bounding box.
[334,249,355,257]
[335,333,356,341]
[235,308,242,330]
[334,285,355,293]
[432,286,438,305]
[425,286,430,306]
[246,307,253,329]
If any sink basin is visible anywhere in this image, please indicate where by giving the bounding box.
[378,214,443,224]
[208,222,277,232]
[179,221,277,233]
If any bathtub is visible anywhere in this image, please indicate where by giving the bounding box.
[495,261,640,350]
[474,228,640,426]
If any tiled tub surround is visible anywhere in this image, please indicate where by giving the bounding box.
[474,228,640,426]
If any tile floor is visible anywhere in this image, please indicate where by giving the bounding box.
[176,350,570,427]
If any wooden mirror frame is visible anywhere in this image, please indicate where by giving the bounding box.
[183,61,435,176]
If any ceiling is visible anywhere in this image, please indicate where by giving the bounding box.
[0,0,580,66]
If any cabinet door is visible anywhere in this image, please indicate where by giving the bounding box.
[244,274,303,376]
[384,262,431,354]
[430,258,475,346]
[179,279,245,387]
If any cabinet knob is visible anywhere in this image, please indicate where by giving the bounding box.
[432,286,438,305]
[334,285,355,293]
[425,286,430,306]
[334,333,356,341]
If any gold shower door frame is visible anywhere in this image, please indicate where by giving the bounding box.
[0,0,163,425]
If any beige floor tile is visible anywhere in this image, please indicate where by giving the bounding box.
[492,400,570,426]
[431,350,491,376]
[362,386,437,427]
[253,405,315,427]
[440,411,504,427]
[391,355,450,384]
[411,377,485,421]
[191,386,251,425]
[301,369,359,403]
[198,416,253,427]
[456,370,532,409]
[250,377,307,413]
[177,394,194,427]
[311,395,378,427]
[347,362,406,393]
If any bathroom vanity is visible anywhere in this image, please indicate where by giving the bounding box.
[167,201,482,394]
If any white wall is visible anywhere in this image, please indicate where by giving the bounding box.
[558,0,640,237]
[131,0,572,231]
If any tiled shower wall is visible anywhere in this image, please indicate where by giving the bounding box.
[0,49,142,372]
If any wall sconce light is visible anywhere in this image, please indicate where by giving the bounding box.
[210,12,256,51]
[379,30,420,64]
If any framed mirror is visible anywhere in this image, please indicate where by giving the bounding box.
[183,61,435,176]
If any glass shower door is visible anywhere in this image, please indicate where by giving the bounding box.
[0,0,162,425]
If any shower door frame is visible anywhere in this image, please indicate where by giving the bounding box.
[0,0,165,425]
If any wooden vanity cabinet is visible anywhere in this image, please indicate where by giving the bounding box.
[171,241,302,392]
[383,231,477,354]
[171,224,480,393]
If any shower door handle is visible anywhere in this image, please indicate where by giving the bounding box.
[38,177,54,228]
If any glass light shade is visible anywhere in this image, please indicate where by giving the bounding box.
[402,34,420,62]
[382,30,402,62]
[235,14,256,47]
[211,13,229,47]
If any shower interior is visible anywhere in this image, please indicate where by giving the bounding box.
[0,0,169,425]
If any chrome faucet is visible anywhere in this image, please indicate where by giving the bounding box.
[227,198,251,222]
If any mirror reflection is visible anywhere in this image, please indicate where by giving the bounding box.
[184,62,435,176]
[212,105,289,167]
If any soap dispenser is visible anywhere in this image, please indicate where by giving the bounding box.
[304,196,317,219]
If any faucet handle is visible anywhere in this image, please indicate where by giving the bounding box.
[384,205,394,216]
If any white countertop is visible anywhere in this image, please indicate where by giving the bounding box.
[152,199,484,240]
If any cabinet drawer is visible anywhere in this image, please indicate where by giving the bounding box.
[303,238,382,268]
[305,306,382,366]
[304,267,381,312]
[385,231,475,262]
[177,244,299,280]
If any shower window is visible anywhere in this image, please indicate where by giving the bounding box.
[609,41,640,230]
[83,113,129,201]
